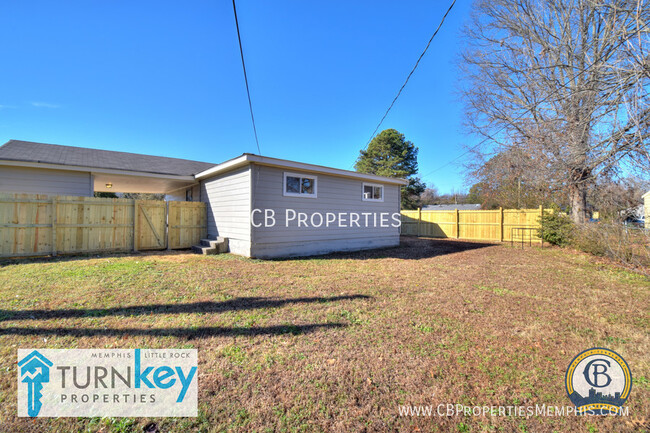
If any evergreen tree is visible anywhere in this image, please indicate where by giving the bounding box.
[354,129,425,209]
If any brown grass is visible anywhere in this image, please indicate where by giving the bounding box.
[0,237,648,432]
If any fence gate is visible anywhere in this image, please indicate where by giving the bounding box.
[134,200,167,250]
[167,201,207,249]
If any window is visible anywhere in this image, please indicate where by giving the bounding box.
[283,172,317,198]
[362,183,384,202]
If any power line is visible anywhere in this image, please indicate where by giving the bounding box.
[363,0,457,149]
[232,0,261,155]
[419,20,650,183]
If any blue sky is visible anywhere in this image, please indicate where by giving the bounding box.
[0,0,474,193]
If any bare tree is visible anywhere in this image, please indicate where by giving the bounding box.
[589,175,649,220]
[420,187,440,205]
[467,147,559,208]
[460,0,650,223]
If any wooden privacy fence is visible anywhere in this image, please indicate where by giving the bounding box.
[401,206,545,243]
[0,194,207,257]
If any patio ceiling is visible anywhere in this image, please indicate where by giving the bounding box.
[92,172,196,194]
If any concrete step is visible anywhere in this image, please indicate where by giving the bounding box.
[192,245,219,255]
[192,237,229,255]
[200,238,225,248]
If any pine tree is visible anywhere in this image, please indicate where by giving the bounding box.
[354,129,425,209]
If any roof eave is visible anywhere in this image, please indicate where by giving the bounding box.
[194,154,409,185]
[194,154,252,180]
[0,159,196,181]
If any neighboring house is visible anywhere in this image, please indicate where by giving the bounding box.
[620,204,644,225]
[0,140,211,199]
[422,204,481,211]
[642,191,650,229]
[0,140,407,258]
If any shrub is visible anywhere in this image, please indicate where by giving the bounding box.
[571,224,608,257]
[538,208,574,246]
[539,208,648,276]
[572,223,649,273]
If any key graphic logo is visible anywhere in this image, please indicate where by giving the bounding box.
[17,348,197,417]
[18,350,53,417]
[565,347,632,415]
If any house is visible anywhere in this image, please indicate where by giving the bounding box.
[422,204,481,211]
[620,204,645,226]
[641,191,650,229]
[0,140,212,200]
[0,140,407,258]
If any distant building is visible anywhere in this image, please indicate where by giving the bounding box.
[621,204,645,225]
[422,204,482,211]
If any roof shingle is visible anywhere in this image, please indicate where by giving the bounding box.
[0,140,216,176]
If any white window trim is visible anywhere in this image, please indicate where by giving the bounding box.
[362,182,384,202]
[283,172,318,198]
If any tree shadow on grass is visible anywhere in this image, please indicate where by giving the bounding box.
[277,237,498,261]
[0,237,497,264]
[0,295,371,322]
[0,323,345,339]
[0,251,154,267]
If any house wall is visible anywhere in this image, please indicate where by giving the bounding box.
[250,164,401,258]
[643,191,650,229]
[0,165,92,196]
[200,166,251,256]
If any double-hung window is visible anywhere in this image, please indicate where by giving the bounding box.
[283,172,317,198]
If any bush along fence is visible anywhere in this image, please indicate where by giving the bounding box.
[0,194,207,258]
[400,207,545,244]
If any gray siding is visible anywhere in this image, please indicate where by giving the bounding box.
[200,167,251,256]
[250,165,400,258]
[0,165,92,196]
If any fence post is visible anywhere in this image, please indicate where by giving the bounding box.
[133,200,139,252]
[51,197,57,256]
[539,205,544,247]
[417,207,422,236]
[499,207,504,242]
[166,201,170,250]
[456,209,460,238]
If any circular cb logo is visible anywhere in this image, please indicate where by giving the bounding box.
[565,347,632,415]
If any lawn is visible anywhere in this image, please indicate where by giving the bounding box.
[0,237,648,432]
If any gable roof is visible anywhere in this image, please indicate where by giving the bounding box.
[0,140,216,176]
[643,190,650,199]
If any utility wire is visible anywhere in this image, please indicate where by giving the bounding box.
[232,0,261,155]
[419,20,650,182]
[363,0,457,149]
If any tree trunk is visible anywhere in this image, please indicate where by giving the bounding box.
[569,183,588,224]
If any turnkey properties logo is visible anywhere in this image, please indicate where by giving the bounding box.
[17,349,198,417]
